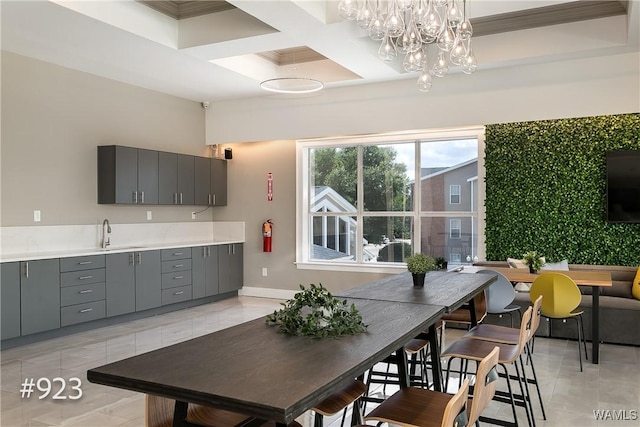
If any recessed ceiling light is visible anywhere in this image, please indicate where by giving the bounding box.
[260,77,324,94]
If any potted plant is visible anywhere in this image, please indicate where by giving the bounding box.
[434,256,448,270]
[523,251,544,273]
[406,253,437,287]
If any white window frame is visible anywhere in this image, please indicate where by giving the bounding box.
[450,184,461,204]
[296,126,486,273]
[450,219,462,239]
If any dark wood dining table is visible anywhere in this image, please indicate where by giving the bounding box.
[337,270,498,391]
[465,266,612,363]
[88,297,446,427]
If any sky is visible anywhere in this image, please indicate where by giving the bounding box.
[384,138,478,181]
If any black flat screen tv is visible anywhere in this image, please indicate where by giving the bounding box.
[606,150,640,223]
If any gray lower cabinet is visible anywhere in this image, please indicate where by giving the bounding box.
[20,259,61,336]
[105,252,136,317]
[135,251,162,311]
[218,244,243,293]
[192,246,219,299]
[1,262,21,340]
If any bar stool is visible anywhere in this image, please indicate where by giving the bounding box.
[463,296,546,422]
[363,346,500,427]
[311,379,367,426]
[441,307,534,427]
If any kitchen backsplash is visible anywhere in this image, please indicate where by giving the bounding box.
[0,221,245,256]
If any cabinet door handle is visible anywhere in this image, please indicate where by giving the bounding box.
[78,261,93,265]
[174,291,184,295]
[141,191,145,204]
[180,193,183,204]
[24,262,29,279]
[80,308,93,313]
[78,275,93,280]
[136,253,141,264]
[174,193,178,204]
[129,253,135,265]
[133,191,138,204]
[174,276,184,280]
[232,244,235,255]
[173,252,183,256]
[173,264,184,268]
[79,289,93,294]
[207,247,211,257]
[213,194,216,205]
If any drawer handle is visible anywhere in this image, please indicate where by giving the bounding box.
[174,291,184,295]
[80,308,93,313]
[78,261,93,265]
[173,264,184,268]
[79,289,93,294]
[79,275,93,280]
[174,276,184,280]
[173,252,183,256]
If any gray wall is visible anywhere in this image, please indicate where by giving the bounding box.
[1,51,210,227]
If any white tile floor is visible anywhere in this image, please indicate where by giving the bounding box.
[1,297,639,427]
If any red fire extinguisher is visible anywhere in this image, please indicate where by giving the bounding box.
[262,220,273,252]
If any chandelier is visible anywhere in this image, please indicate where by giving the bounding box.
[338,0,477,92]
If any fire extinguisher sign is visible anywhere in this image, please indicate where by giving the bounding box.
[267,172,273,201]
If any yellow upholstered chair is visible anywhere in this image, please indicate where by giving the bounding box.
[529,272,588,371]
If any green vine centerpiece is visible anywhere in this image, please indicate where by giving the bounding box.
[265,284,367,338]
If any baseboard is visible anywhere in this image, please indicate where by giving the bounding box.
[238,286,297,300]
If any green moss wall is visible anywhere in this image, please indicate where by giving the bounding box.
[485,113,640,266]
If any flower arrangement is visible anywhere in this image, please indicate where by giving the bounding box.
[523,251,544,273]
[265,284,367,338]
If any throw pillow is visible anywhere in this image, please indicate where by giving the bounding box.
[541,259,569,270]
[507,257,528,269]
[633,267,640,300]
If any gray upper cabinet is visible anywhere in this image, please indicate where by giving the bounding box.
[158,152,178,204]
[20,259,61,336]
[177,154,195,205]
[194,157,211,206]
[99,146,226,206]
[1,262,21,340]
[98,145,158,204]
[210,159,227,206]
[105,252,136,317]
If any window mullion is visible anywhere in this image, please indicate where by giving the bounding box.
[356,145,364,263]
[414,139,421,254]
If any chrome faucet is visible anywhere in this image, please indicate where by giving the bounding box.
[102,219,112,249]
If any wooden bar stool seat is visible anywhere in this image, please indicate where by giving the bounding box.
[312,379,367,426]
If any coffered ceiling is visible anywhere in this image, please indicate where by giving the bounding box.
[1,1,638,103]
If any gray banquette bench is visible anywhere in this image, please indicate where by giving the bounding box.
[473,261,640,346]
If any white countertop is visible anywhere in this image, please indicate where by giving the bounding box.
[0,239,245,263]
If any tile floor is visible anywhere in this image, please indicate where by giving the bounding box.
[1,297,638,427]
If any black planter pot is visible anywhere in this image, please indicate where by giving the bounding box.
[412,273,426,287]
[528,265,537,274]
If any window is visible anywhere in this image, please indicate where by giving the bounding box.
[450,219,461,239]
[297,127,484,272]
[450,185,461,204]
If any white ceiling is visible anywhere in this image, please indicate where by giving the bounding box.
[1,1,638,103]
